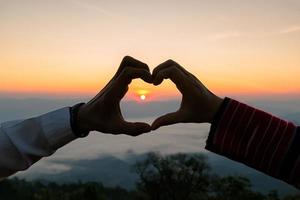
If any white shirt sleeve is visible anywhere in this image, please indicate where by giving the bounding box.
[0,107,77,179]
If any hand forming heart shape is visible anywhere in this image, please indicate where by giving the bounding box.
[77,56,223,136]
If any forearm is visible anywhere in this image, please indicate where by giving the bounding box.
[0,107,77,179]
[206,98,300,188]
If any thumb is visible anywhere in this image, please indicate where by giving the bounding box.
[151,111,182,131]
[120,121,152,136]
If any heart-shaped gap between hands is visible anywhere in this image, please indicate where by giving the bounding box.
[120,79,181,125]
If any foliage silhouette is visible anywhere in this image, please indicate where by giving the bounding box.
[0,152,299,200]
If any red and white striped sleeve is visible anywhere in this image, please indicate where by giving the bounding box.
[205,97,300,189]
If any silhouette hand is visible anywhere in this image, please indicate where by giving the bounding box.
[77,56,152,136]
[151,60,223,130]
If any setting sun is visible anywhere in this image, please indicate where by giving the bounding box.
[140,94,146,101]
[136,89,149,101]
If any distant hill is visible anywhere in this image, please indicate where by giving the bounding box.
[16,152,299,196]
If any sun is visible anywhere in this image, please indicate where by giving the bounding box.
[140,94,146,101]
[136,89,149,101]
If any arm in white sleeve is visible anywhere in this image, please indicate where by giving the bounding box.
[0,107,77,179]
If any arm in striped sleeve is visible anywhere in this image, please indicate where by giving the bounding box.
[205,97,300,189]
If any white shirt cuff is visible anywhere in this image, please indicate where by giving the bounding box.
[39,107,77,150]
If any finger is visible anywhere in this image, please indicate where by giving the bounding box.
[152,66,186,93]
[118,67,153,85]
[116,56,150,78]
[152,59,176,78]
[108,67,152,100]
[151,111,183,131]
[120,121,151,136]
[89,57,149,103]
[153,59,194,80]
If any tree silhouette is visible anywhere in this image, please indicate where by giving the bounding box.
[0,152,299,199]
[133,153,211,200]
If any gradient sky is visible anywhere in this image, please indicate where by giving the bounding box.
[0,0,299,100]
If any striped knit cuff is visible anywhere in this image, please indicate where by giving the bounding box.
[205,97,299,189]
[206,97,230,151]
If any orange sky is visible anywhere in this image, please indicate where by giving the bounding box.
[0,0,299,100]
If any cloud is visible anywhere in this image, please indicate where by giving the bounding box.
[280,25,300,34]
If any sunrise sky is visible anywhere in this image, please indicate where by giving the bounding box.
[0,0,299,100]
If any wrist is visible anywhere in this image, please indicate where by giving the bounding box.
[70,103,90,137]
[207,96,224,124]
